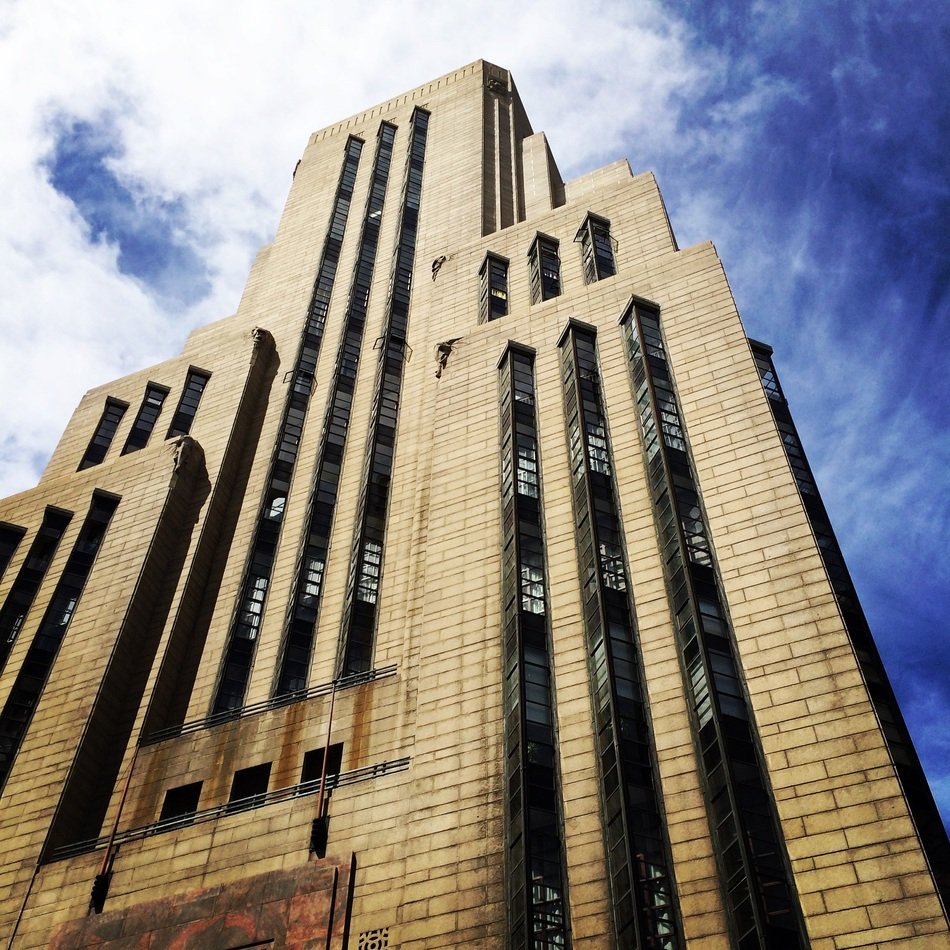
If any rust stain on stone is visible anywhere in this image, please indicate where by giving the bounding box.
[346,680,374,770]
[274,694,309,788]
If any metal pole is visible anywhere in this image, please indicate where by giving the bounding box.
[99,741,138,877]
[315,675,336,822]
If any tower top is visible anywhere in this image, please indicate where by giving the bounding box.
[306,60,527,146]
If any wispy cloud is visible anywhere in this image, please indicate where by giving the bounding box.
[43,114,212,306]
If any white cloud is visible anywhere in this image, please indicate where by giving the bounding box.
[2,0,785,497]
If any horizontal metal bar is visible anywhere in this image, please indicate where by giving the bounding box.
[140,664,398,745]
[48,755,410,862]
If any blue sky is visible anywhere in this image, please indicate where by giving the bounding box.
[0,1,947,830]
[44,116,211,306]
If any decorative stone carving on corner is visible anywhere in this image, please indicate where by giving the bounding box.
[249,326,276,365]
[164,437,208,511]
[434,338,461,379]
[171,435,204,475]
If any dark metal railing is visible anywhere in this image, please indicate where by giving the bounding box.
[49,755,410,862]
[141,664,397,745]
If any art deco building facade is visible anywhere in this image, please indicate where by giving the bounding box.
[0,61,947,949]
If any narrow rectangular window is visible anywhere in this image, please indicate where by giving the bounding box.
[226,762,271,812]
[167,369,210,437]
[498,342,572,948]
[301,743,344,786]
[0,523,26,580]
[0,507,73,671]
[621,302,805,948]
[576,212,616,282]
[0,491,118,793]
[749,340,786,403]
[159,781,202,825]
[527,234,560,303]
[78,398,128,470]
[355,540,382,604]
[338,107,430,678]
[213,134,366,714]
[747,338,949,902]
[558,319,681,947]
[479,252,509,322]
[122,383,169,453]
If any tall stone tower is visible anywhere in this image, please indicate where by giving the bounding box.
[0,61,947,949]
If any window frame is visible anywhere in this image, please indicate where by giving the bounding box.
[575,211,616,283]
[159,781,203,826]
[478,252,509,323]
[226,762,271,813]
[122,382,170,454]
[527,233,561,304]
[300,742,344,786]
[78,397,129,470]
[166,368,211,438]
[0,523,26,580]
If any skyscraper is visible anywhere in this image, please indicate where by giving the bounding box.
[0,59,947,948]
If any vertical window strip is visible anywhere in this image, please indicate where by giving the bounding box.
[751,348,784,403]
[557,322,682,949]
[498,345,571,950]
[0,492,118,792]
[575,213,616,283]
[528,234,560,304]
[78,398,128,470]
[338,108,429,677]
[751,341,950,904]
[211,136,365,714]
[166,370,210,438]
[0,523,26,580]
[621,304,806,948]
[0,507,73,672]
[752,346,873,625]
[122,383,169,454]
[273,123,398,697]
[479,253,509,323]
